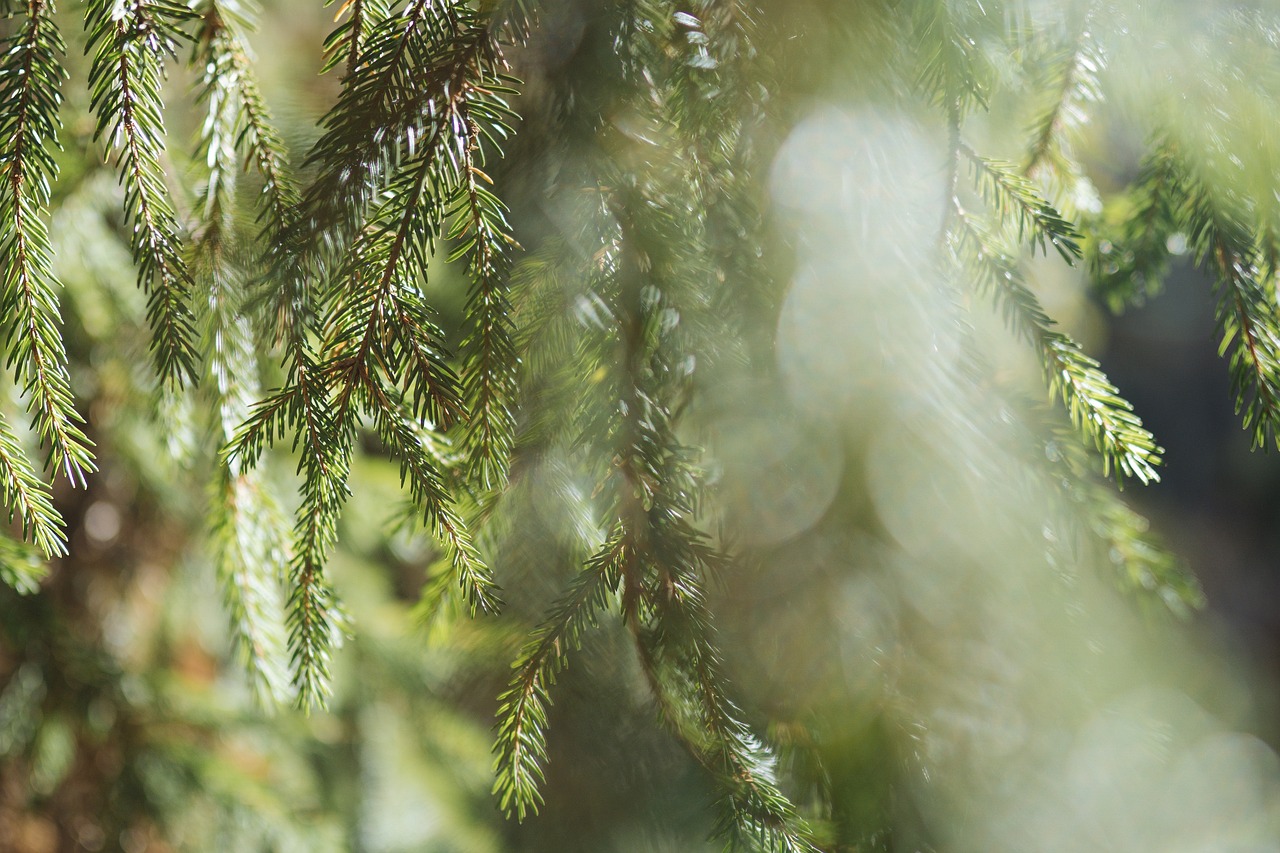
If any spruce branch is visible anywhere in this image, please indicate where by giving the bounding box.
[0,411,64,559]
[1212,248,1280,450]
[962,143,1083,262]
[0,531,46,594]
[953,211,1162,484]
[621,487,816,853]
[492,528,627,820]
[0,0,95,487]
[84,0,200,385]
[190,0,258,440]
[1083,473,1203,615]
[191,0,239,239]
[650,585,817,853]
[191,0,298,237]
[1087,143,1179,312]
[283,352,352,710]
[451,127,519,490]
[1177,155,1280,449]
[188,0,300,352]
[192,179,259,465]
[198,255,291,702]
[1024,1,1102,178]
[913,0,994,115]
[322,145,463,433]
[231,1,523,687]
[605,179,813,850]
[210,469,291,705]
[365,380,501,615]
[227,347,351,709]
[288,0,495,280]
[321,0,390,74]
[1030,412,1203,614]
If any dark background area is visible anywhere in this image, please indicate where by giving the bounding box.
[1102,262,1280,692]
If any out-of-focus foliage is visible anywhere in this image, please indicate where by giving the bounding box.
[3,0,1280,850]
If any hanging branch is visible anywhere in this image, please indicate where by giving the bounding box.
[1024,0,1102,179]
[913,0,995,115]
[205,249,293,704]
[1180,170,1280,449]
[84,0,199,385]
[227,0,524,700]
[492,527,627,819]
[188,0,299,704]
[663,2,778,329]
[961,143,1083,262]
[0,410,64,561]
[1023,409,1203,614]
[952,209,1162,485]
[364,381,501,615]
[451,101,520,490]
[227,348,350,709]
[915,0,999,247]
[257,0,465,342]
[190,0,298,242]
[0,531,46,594]
[191,1,255,438]
[305,0,517,580]
[321,0,391,74]
[1087,143,1179,312]
[1082,472,1203,614]
[0,0,95,491]
[491,155,814,847]
[210,470,292,704]
[634,531,816,853]
[277,0,491,296]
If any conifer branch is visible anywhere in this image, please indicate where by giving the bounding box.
[199,249,292,708]
[191,1,238,240]
[211,470,291,705]
[610,181,812,850]
[284,351,351,710]
[293,0,494,275]
[913,0,993,114]
[1082,473,1203,615]
[365,380,501,614]
[322,140,463,432]
[0,411,64,559]
[201,259,260,454]
[0,531,46,594]
[1212,250,1280,450]
[1024,1,1102,178]
[1176,155,1280,449]
[191,0,254,435]
[617,454,817,853]
[953,210,1162,484]
[1029,413,1203,613]
[492,528,627,820]
[1087,143,1178,312]
[322,0,390,74]
[191,0,298,235]
[0,0,95,487]
[188,9,296,697]
[452,129,519,490]
[84,0,200,385]
[234,0,522,683]
[643,569,817,853]
[961,144,1082,262]
[228,347,351,709]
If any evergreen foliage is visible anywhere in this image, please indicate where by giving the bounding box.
[4,0,1280,849]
